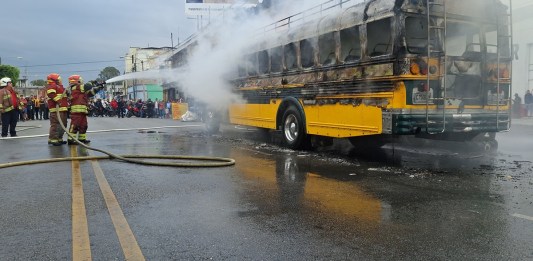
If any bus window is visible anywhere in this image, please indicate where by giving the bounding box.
[405,17,442,54]
[319,32,336,65]
[258,50,269,75]
[271,46,283,73]
[238,64,247,78]
[486,26,511,58]
[367,18,392,57]
[446,22,481,57]
[340,26,361,63]
[486,30,497,54]
[246,53,258,76]
[300,38,315,69]
[285,43,298,70]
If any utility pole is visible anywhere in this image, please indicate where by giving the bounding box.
[131,55,136,100]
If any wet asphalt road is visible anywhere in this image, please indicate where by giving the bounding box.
[0,116,532,260]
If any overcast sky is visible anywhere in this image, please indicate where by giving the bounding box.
[1,0,197,83]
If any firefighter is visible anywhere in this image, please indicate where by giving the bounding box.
[46,73,69,146]
[66,75,102,144]
[0,77,23,137]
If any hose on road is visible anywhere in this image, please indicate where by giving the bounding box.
[0,105,235,169]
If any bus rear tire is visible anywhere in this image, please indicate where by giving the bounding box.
[205,110,220,134]
[282,106,310,150]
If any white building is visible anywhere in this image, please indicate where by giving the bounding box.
[512,0,533,96]
[123,47,174,100]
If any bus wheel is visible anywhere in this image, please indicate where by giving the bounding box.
[282,106,310,149]
[471,132,498,153]
[205,110,220,134]
[480,139,498,153]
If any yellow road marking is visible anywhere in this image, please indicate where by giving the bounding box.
[71,148,92,261]
[90,154,145,261]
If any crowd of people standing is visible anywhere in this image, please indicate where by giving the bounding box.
[16,95,49,121]
[1,72,190,143]
[88,97,177,119]
[513,90,533,118]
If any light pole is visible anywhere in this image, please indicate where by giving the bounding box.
[16,57,29,95]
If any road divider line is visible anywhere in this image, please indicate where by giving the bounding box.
[512,213,533,222]
[89,154,145,261]
[71,148,93,261]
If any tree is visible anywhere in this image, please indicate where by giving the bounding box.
[0,65,20,86]
[97,66,121,82]
[31,79,46,86]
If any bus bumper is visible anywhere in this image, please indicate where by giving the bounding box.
[390,113,511,135]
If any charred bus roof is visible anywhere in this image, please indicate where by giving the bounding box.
[249,0,509,52]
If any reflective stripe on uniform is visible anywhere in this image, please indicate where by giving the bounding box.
[49,107,68,112]
[3,106,14,112]
[53,94,62,102]
[70,105,88,113]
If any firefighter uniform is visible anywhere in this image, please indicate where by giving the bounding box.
[0,77,23,137]
[67,75,99,144]
[46,73,69,146]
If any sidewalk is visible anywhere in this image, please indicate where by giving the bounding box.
[511,117,533,126]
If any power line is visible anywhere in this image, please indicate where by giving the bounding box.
[24,59,123,68]
[29,69,104,74]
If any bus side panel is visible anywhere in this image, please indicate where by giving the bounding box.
[304,103,383,138]
[229,103,278,129]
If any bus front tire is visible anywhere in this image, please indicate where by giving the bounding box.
[204,110,220,134]
[281,106,310,150]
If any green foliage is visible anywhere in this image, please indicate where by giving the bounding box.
[0,65,20,86]
[98,66,121,82]
[31,79,46,86]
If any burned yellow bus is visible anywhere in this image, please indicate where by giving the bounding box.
[175,0,513,150]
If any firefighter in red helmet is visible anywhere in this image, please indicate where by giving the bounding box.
[67,75,102,144]
[46,73,69,146]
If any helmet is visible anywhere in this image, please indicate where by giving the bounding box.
[0,77,12,87]
[68,75,83,85]
[47,73,62,84]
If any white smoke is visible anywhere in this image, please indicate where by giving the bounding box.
[107,0,355,108]
[174,0,355,109]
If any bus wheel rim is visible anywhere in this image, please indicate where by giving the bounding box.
[284,114,298,142]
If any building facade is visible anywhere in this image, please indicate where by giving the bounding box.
[123,47,173,101]
[512,0,533,96]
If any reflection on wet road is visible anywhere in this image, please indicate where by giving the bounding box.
[223,124,533,260]
[0,119,531,260]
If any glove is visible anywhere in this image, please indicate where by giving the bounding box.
[89,80,105,87]
[97,81,106,88]
[84,82,94,91]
